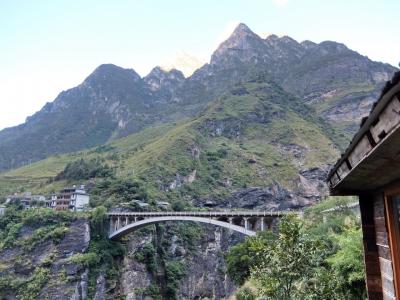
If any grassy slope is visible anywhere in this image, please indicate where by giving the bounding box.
[0,80,340,203]
[313,82,379,141]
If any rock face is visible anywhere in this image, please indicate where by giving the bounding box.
[195,185,312,211]
[0,24,396,171]
[0,218,90,300]
[144,67,185,101]
[176,228,239,299]
[109,224,241,300]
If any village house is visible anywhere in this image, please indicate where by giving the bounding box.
[328,72,400,299]
[6,192,48,209]
[51,185,90,212]
[5,185,90,212]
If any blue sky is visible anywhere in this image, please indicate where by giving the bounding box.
[1,0,399,130]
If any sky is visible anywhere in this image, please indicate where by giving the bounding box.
[1,0,399,130]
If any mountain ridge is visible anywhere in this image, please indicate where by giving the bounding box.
[0,23,396,171]
[0,77,339,205]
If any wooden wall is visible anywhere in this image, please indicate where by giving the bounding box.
[360,194,396,299]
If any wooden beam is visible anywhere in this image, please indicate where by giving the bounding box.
[384,193,400,299]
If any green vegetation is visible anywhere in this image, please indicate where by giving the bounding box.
[0,267,50,300]
[0,80,340,206]
[129,222,204,299]
[70,252,101,267]
[0,77,355,298]
[227,198,365,300]
[135,243,157,272]
[226,231,275,285]
[54,157,114,181]
[0,204,76,251]
[0,204,78,298]
[90,178,150,208]
[84,206,125,298]
[236,287,256,300]
[143,283,162,299]
[165,261,187,298]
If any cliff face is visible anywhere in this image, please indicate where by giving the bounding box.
[0,212,90,299]
[97,224,242,300]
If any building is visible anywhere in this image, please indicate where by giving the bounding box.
[6,192,48,209]
[0,205,6,216]
[327,72,400,299]
[51,185,89,211]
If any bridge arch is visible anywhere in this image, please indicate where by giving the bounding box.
[109,216,256,240]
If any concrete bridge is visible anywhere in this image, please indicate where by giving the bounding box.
[107,210,296,240]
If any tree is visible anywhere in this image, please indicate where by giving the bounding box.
[250,215,326,299]
[226,231,275,285]
[90,206,107,238]
[326,226,366,299]
[236,287,256,300]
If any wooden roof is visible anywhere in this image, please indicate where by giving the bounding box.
[328,72,400,195]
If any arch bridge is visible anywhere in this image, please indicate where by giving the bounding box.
[107,210,297,240]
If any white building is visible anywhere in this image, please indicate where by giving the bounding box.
[51,185,90,212]
[0,205,6,216]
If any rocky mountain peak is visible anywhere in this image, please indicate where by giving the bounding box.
[231,23,255,36]
[145,66,185,81]
[300,40,317,50]
[144,66,185,92]
[265,34,279,41]
[168,68,185,79]
[317,41,349,53]
[210,23,264,66]
[83,64,141,86]
[146,66,168,77]
[224,22,260,45]
[279,35,300,46]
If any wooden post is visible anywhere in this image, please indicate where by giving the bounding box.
[359,194,383,299]
[384,192,400,299]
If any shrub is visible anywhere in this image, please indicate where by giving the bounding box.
[135,244,156,273]
[18,267,50,300]
[55,158,114,181]
[1,223,23,249]
[70,253,101,267]
[164,261,186,298]
[143,283,161,299]
[236,287,256,300]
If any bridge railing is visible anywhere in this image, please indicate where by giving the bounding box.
[106,210,298,217]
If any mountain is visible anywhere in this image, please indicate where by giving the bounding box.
[0,76,346,299]
[0,23,396,172]
[0,78,339,205]
[192,23,396,134]
[0,65,181,171]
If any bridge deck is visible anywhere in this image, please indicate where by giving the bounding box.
[106,210,295,217]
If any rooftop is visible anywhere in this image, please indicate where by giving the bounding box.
[327,71,400,194]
